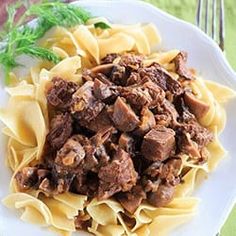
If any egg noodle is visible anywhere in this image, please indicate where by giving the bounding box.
[0,18,235,236]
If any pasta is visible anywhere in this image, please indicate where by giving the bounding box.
[0,17,235,236]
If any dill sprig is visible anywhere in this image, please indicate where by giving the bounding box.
[0,1,92,84]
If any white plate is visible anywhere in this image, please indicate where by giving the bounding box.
[1,1,236,236]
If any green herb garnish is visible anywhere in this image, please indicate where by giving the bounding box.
[0,1,92,84]
[94,22,111,29]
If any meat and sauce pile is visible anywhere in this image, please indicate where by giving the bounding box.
[15,52,213,227]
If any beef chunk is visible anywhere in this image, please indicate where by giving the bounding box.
[46,112,73,150]
[93,78,117,101]
[117,185,146,214]
[126,72,142,86]
[119,53,144,70]
[110,64,128,86]
[98,148,138,199]
[101,53,119,64]
[72,135,98,172]
[174,97,195,123]
[74,212,92,230]
[15,167,50,192]
[73,129,114,173]
[118,133,135,153]
[70,171,88,195]
[144,161,163,178]
[184,92,209,119]
[39,175,73,195]
[147,183,175,207]
[85,108,113,132]
[173,52,194,80]
[47,77,78,110]
[110,97,140,132]
[82,69,94,82]
[142,158,181,192]
[71,81,105,126]
[15,167,38,191]
[95,145,110,167]
[135,107,156,136]
[178,121,214,148]
[54,138,85,176]
[139,63,183,96]
[141,125,175,161]
[119,80,165,109]
[155,99,179,127]
[90,127,115,147]
[178,133,201,159]
[96,73,113,85]
[160,158,182,186]
[71,171,99,196]
[109,54,144,85]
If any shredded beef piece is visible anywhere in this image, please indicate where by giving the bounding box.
[141,125,176,161]
[98,148,138,200]
[184,92,210,119]
[142,158,181,193]
[74,212,91,230]
[85,108,113,132]
[118,133,135,154]
[142,177,161,193]
[155,99,179,127]
[47,77,78,110]
[126,72,142,85]
[70,171,88,195]
[71,171,99,196]
[93,78,118,101]
[110,64,128,86]
[81,149,100,172]
[160,158,182,185]
[72,129,114,173]
[144,161,163,178]
[95,145,110,166]
[39,175,74,195]
[96,73,113,85]
[117,185,146,214]
[109,54,144,86]
[71,81,105,126]
[178,132,201,159]
[119,80,165,109]
[101,53,119,64]
[178,121,214,148]
[173,51,194,80]
[119,53,144,70]
[82,69,94,82]
[15,167,38,191]
[90,127,115,147]
[37,169,50,182]
[139,63,183,96]
[54,138,85,176]
[15,167,51,192]
[135,107,156,136]
[46,112,73,150]
[147,183,175,207]
[174,97,195,122]
[110,97,140,132]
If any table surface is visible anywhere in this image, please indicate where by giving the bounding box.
[0,0,235,235]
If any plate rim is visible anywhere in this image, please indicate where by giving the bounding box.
[1,0,236,235]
